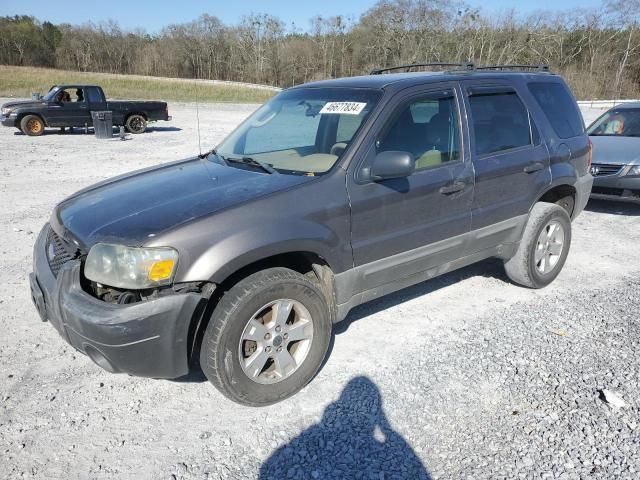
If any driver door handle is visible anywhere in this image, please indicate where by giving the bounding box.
[524,162,545,173]
[439,181,466,195]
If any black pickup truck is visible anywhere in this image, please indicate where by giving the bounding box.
[1,84,171,136]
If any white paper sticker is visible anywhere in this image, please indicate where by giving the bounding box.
[319,102,367,115]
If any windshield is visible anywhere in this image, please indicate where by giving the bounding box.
[216,87,382,174]
[42,86,61,101]
[587,108,640,137]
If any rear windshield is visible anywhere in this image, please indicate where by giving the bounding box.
[528,82,584,139]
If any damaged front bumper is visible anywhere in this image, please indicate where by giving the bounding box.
[29,224,205,379]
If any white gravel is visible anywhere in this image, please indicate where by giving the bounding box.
[0,100,638,480]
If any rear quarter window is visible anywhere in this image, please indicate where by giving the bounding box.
[528,82,584,139]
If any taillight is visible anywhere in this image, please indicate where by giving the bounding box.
[587,138,593,167]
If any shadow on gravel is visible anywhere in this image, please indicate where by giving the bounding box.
[170,369,207,383]
[13,128,91,136]
[12,126,182,136]
[148,126,182,132]
[259,376,431,480]
[334,258,507,336]
[585,198,640,216]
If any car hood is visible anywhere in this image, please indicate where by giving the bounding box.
[589,135,640,165]
[53,157,314,249]
[2,99,47,110]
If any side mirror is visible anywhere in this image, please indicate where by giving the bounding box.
[370,151,415,181]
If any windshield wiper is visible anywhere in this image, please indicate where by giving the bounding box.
[222,155,278,175]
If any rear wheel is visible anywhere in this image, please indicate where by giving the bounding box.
[125,114,147,134]
[504,202,572,288]
[20,115,45,136]
[200,267,331,406]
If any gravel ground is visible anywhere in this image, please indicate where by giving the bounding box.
[0,100,638,480]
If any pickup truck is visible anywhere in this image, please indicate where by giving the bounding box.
[1,84,171,136]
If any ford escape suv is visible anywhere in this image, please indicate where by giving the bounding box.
[30,63,593,406]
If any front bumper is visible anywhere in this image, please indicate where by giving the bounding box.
[591,167,640,200]
[30,224,204,379]
[1,114,17,128]
[573,173,594,218]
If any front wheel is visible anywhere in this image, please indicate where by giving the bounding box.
[504,202,572,288]
[200,268,331,406]
[20,115,45,136]
[124,114,147,134]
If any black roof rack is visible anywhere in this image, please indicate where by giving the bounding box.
[475,64,550,72]
[369,61,475,75]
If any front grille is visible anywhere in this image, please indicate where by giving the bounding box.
[590,163,624,177]
[46,227,80,276]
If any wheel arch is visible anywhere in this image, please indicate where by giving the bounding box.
[17,111,48,128]
[535,183,577,216]
[186,250,336,368]
[125,111,148,122]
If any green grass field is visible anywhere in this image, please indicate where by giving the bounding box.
[0,66,277,103]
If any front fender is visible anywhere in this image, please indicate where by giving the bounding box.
[17,109,50,126]
[178,219,345,284]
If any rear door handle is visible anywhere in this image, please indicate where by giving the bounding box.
[439,181,466,195]
[524,162,545,173]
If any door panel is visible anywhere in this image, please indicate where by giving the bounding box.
[47,88,91,127]
[347,83,473,291]
[461,81,551,236]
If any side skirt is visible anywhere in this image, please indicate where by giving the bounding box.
[334,215,527,323]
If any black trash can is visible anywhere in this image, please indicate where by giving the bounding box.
[91,111,113,139]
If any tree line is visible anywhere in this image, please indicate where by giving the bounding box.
[1,0,639,99]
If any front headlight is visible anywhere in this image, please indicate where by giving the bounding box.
[1,107,14,116]
[626,165,640,176]
[84,243,178,289]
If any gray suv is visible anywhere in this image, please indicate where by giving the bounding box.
[30,63,593,406]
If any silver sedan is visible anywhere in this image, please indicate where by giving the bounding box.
[588,102,640,202]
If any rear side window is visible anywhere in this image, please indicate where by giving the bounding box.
[528,82,584,139]
[86,87,103,103]
[468,89,532,156]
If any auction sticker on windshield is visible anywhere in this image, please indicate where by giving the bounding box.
[320,102,367,115]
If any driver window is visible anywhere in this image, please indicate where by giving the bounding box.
[377,91,461,171]
[57,88,85,103]
[58,90,71,102]
[74,88,85,102]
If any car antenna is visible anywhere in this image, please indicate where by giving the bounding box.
[195,76,202,156]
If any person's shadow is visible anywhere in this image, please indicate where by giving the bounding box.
[259,376,431,480]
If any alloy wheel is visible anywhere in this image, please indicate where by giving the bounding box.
[238,299,314,384]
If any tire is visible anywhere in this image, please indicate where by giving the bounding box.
[124,114,147,134]
[200,267,331,406]
[504,202,572,289]
[20,115,45,136]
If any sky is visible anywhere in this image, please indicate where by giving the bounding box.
[1,0,605,32]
